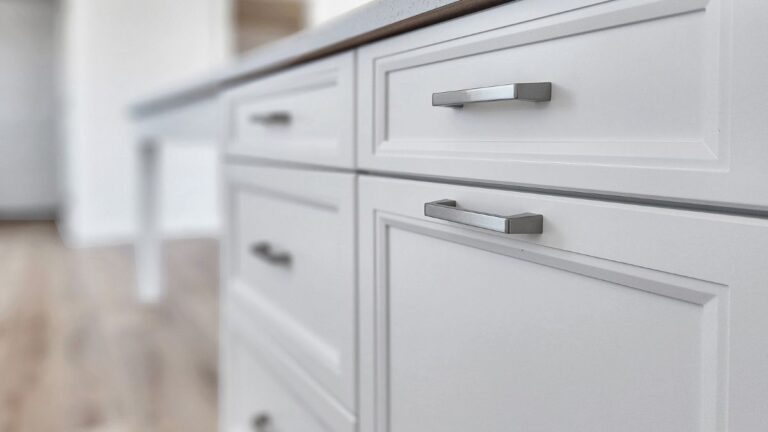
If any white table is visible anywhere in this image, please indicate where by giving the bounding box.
[133,97,221,302]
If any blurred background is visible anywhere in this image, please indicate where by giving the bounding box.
[0,0,369,430]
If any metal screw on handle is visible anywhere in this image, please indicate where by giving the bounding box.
[250,242,292,266]
[424,199,543,234]
[249,111,291,125]
[252,412,272,431]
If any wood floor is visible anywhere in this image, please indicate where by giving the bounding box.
[0,222,219,432]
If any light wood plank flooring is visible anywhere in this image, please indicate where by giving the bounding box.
[0,222,218,432]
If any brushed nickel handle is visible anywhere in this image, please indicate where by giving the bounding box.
[250,242,292,266]
[252,412,271,431]
[250,111,291,125]
[425,199,543,234]
[432,82,551,108]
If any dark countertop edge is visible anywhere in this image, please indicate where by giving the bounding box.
[131,0,513,119]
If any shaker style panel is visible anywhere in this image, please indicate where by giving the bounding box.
[224,164,356,412]
[225,51,355,168]
[221,327,355,432]
[358,175,768,432]
[358,0,768,210]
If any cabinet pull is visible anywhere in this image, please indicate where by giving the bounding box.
[432,82,551,108]
[251,412,271,431]
[250,242,292,266]
[250,111,291,125]
[424,199,543,234]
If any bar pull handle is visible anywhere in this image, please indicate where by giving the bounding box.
[250,242,292,266]
[249,111,291,125]
[251,412,272,431]
[432,82,551,108]
[424,199,543,234]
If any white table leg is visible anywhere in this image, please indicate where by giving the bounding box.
[136,138,163,302]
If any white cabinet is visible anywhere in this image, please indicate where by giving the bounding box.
[222,324,355,432]
[212,0,768,431]
[224,52,355,168]
[358,0,768,211]
[225,164,357,411]
[222,332,330,432]
[358,174,768,431]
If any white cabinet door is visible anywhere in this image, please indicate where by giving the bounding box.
[221,327,354,432]
[358,175,768,432]
[224,51,355,168]
[224,163,356,411]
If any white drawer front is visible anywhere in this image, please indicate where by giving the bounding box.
[358,175,768,432]
[225,164,356,411]
[222,329,353,432]
[358,0,768,210]
[225,52,355,168]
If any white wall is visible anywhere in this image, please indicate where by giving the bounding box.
[0,0,59,218]
[159,143,221,238]
[305,0,372,27]
[60,0,231,246]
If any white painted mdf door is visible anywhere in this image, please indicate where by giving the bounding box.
[222,330,334,432]
[0,1,59,215]
[225,164,356,411]
[223,52,355,168]
[358,175,768,432]
[223,303,357,432]
[357,0,768,211]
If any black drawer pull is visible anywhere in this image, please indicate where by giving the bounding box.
[250,242,292,266]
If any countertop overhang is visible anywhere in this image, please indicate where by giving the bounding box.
[132,0,513,118]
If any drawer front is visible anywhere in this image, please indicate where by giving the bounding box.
[225,52,354,168]
[222,327,354,432]
[225,164,356,411]
[358,175,768,432]
[358,0,768,210]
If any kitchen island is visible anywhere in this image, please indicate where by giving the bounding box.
[133,0,768,430]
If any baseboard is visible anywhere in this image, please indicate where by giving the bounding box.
[0,207,58,221]
[58,222,220,249]
[160,226,221,241]
[58,223,136,249]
